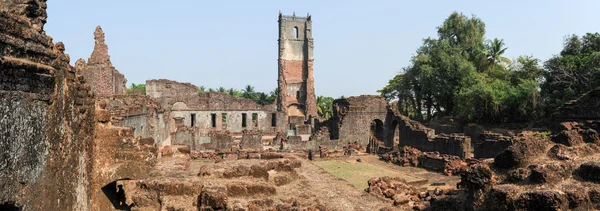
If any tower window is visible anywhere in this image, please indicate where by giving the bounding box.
[271,113,277,127]
[296,91,300,100]
[293,26,298,38]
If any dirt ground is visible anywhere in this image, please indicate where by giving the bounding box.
[129,153,408,210]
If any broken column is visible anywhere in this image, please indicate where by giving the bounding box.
[79,26,127,98]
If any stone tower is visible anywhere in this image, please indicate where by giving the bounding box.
[277,12,318,127]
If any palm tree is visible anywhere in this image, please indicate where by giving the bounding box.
[269,88,279,100]
[257,92,269,106]
[198,86,206,93]
[242,85,256,100]
[228,88,242,97]
[486,38,511,72]
[316,96,334,119]
[218,87,227,93]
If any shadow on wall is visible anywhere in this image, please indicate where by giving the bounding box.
[101,179,134,210]
[0,202,20,211]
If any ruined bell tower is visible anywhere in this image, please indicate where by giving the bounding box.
[277,12,318,127]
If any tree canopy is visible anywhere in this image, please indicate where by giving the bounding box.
[541,33,600,112]
[379,12,545,124]
[197,85,278,106]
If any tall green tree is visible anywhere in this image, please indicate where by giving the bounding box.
[542,33,600,112]
[379,12,543,124]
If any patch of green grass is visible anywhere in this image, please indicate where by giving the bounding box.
[539,131,552,136]
[313,160,422,190]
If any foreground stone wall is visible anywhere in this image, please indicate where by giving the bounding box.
[92,104,157,211]
[0,4,96,210]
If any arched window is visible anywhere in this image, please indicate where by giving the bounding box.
[293,26,299,38]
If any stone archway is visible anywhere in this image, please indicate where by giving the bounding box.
[367,119,385,154]
[370,119,384,142]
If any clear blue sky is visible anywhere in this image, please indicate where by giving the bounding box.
[45,1,600,98]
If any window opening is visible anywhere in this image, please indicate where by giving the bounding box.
[242,113,247,128]
[211,113,216,128]
[293,26,299,38]
[190,113,196,127]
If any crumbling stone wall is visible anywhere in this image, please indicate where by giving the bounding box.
[241,130,263,150]
[323,95,473,157]
[0,3,96,210]
[97,95,162,138]
[474,132,514,159]
[277,13,317,124]
[78,26,126,98]
[386,109,472,158]
[328,95,388,149]
[146,79,198,109]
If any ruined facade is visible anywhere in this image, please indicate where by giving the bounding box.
[277,12,318,127]
[138,79,285,150]
[78,26,127,98]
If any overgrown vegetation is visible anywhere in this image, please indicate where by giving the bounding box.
[379,12,600,124]
[127,83,146,95]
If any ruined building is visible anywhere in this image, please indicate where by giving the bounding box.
[277,12,318,129]
[77,26,127,98]
[141,79,285,150]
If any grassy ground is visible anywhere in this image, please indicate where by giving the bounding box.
[313,158,424,190]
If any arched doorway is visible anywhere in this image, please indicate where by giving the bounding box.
[368,119,385,153]
[370,119,384,142]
